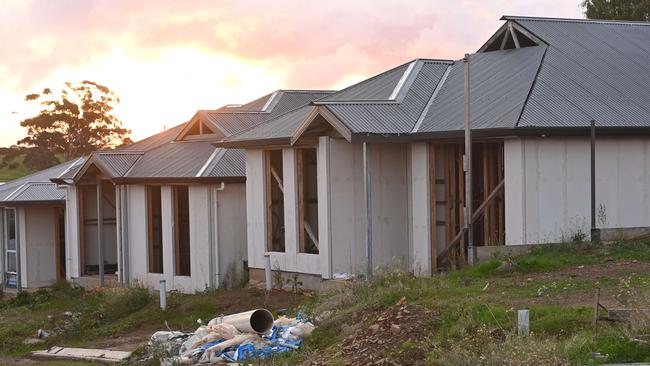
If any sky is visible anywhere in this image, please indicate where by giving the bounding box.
[0,0,584,147]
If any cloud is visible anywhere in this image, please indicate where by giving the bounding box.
[0,0,584,146]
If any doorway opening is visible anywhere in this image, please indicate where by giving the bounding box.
[430,141,505,269]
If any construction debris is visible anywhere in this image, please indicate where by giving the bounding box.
[30,346,131,364]
[143,309,314,365]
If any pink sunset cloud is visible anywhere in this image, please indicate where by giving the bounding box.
[0,0,584,146]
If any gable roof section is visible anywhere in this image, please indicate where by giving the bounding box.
[504,16,650,128]
[193,90,333,137]
[0,159,80,204]
[216,59,452,147]
[321,60,452,134]
[416,45,546,133]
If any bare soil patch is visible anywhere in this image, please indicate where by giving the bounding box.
[304,298,437,366]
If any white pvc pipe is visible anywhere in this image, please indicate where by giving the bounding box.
[159,279,167,310]
[264,253,272,292]
[218,309,274,334]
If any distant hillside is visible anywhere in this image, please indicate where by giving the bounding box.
[0,152,36,183]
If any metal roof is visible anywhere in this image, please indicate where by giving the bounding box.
[221,105,318,145]
[416,45,546,132]
[205,149,246,177]
[319,62,412,102]
[93,152,143,177]
[218,16,650,146]
[325,60,452,134]
[0,159,79,204]
[505,16,650,128]
[124,141,216,179]
[199,90,333,135]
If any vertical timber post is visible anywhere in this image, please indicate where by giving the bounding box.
[97,182,104,287]
[363,142,373,277]
[590,120,599,243]
[464,53,475,265]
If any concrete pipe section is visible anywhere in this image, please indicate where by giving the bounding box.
[214,309,275,334]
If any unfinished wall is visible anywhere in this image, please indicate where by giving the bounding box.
[246,150,267,271]
[505,136,650,245]
[216,183,247,288]
[66,186,81,279]
[125,183,246,293]
[22,206,58,288]
[409,143,431,276]
[315,139,410,277]
[245,140,410,282]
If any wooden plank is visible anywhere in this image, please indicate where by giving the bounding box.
[444,145,453,267]
[457,145,466,265]
[437,179,505,264]
[482,143,489,246]
[173,187,181,275]
[146,186,154,273]
[509,23,521,48]
[429,143,437,273]
[498,143,505,244]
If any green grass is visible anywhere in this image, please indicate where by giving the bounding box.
[286,241,650,365]
[0,153,34,182]
[3,241,650,365]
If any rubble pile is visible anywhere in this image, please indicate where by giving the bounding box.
[144,309,314,365]
[305,298,436,366]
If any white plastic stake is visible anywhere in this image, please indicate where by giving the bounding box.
[264,253,272,292]
[159,279,167,310]
[518,309,530,336]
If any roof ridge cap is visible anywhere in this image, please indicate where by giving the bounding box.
[503,15,650,26]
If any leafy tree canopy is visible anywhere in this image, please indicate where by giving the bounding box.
[582,0,650,21]
[13,80,132,169]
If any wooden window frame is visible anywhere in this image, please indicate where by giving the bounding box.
[265,150,286,252]
[296,148,319,254]
[173,185,191,276]
[146,185,163,274]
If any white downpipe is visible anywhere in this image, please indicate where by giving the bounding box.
[209,183,225,289]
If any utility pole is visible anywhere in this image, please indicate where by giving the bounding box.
[464,53,475,265]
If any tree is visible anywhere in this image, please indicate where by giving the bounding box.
[16,81,132,168]
[582,0,650,21]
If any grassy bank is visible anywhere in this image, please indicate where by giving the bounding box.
[280,242,650,365]
[2,242,650,365]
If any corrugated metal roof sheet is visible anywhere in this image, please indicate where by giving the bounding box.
[417,46,546,132]
[325,60,452,134]
[124,141,216,178]
[206,149,246,177]
[201,90,332,135]
[0,159,79,203]
[8,183,66,203]
[94,152,143,177]
[506,16,650,128]
[320,63,411,101]
[224,105,317,142]
[119,122,187,151]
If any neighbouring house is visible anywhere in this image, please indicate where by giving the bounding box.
[217,16,650,287]
[0,160,81,291]
[51,90,332,293]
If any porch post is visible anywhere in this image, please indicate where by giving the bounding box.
[97,182,104,287]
